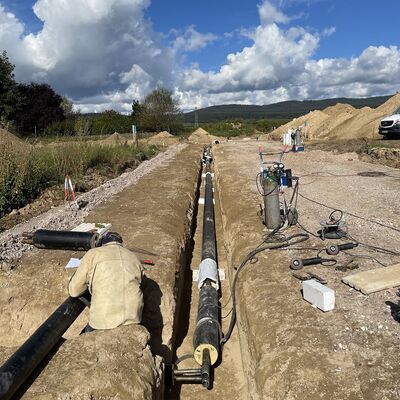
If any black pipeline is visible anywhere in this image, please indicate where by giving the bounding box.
[0,293,90,400]
[22,229,99,251]
[193,148,220,389]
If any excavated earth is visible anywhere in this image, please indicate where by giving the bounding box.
[1,139,400,399]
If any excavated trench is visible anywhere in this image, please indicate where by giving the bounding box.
[166,146,247,399]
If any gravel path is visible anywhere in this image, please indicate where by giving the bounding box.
[0,144,187,264]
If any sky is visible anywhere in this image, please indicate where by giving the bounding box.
[0,0,399,113]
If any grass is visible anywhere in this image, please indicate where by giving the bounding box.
[199,119,289,137]
[0,141,159,217]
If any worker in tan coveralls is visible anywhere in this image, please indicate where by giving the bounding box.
[68,232,143,333]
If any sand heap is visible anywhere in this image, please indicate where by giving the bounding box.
[103,132,128,144]
[188,128,220,144]
[329,93,400,139]
[0,128,31,150]
[146,131,179,146]
[270,93,400,141]
[269,110,329,140]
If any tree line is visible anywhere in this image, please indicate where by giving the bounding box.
[0,51,183,137]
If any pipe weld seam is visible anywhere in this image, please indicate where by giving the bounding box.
[198,258,219,290]
[195,316,222,339]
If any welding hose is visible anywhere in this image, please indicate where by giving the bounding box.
[221,233,309,346]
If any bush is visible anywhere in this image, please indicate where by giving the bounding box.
[0,141,159,216]
[45,119,77,136]
[198,119,290,137]
[91,111,135,135]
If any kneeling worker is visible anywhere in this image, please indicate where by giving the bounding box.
[68,232,143,332]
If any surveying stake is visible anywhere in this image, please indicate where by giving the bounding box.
[258,146,298,230]
[64,175,77,203]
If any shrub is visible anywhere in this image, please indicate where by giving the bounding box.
[0,141,159,216]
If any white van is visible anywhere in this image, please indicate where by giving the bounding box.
[379,107,400,138]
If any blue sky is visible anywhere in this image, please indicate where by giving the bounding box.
[0,0,399,111]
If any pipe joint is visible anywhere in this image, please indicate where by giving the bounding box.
[198,258,219,290]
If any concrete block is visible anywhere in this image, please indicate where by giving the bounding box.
[303,279,335,312]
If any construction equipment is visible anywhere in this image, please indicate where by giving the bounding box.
[318,210,347,240]
[258,148,297,230]
[292,128,304,152]
[326,242,358,255]
[290,256,336,270]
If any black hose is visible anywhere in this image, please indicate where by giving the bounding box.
[221,233,309,346]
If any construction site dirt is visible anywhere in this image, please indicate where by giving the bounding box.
[1,137,400,399]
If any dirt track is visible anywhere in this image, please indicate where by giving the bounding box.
[1,139,400,399]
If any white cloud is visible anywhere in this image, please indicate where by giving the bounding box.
[0,0,174,111]
[179,19,320,94]
[177,0,400,109]
[322,26,336,37]
[1,0,399,113]
[0,5,24,45]
[172,25,218,52]
[258,1,291,26]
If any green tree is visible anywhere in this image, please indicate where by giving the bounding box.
[13,83,65,136]
[61,96,74,117]
[74,115,92,136]
[138,88,182,133]
[90,110,134,135]
[0,51,20,126]
[131,99,142,120]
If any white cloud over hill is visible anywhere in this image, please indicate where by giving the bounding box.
[0,0,399,112]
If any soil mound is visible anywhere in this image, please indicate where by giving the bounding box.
[188,128,220,144]
[103,132,128,145]
[316,94,400,140]
[269,110,329,140]
[107,132,126,141]
[156,131,173,138]
[376,92,400,114]
[323,103,356,117]
[146,131,179,146]
[0,128,31,150]
[270,93,400,141]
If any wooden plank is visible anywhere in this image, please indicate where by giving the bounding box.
[342,263,400,294]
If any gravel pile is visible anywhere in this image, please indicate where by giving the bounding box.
[0,143,187,264]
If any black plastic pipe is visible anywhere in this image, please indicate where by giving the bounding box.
[192,148,220,389]
[201,157,217,262]
[24,229,99,251]
[0,292,90,400]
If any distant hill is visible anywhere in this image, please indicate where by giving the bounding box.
[183,95,393,123]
